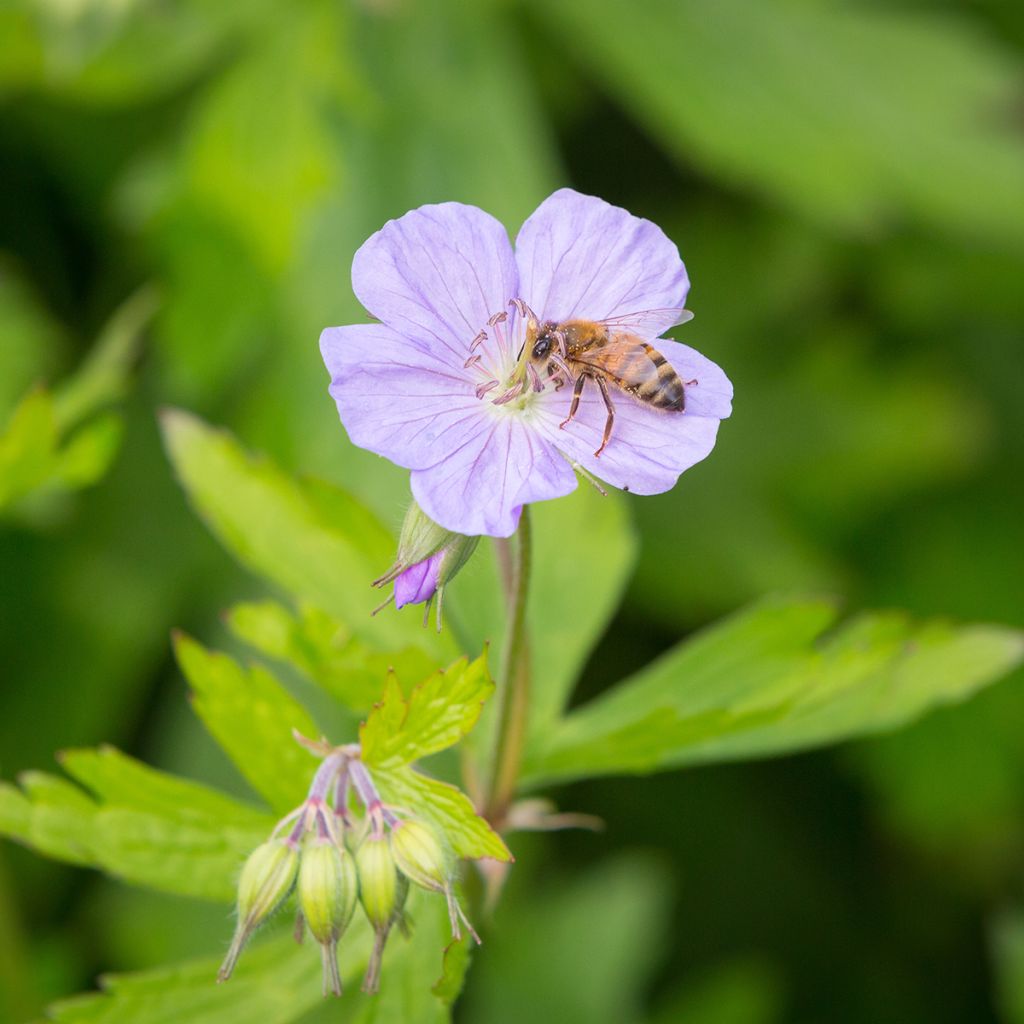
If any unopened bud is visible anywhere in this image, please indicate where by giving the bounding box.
[373,501,479,629]
[355,833,399,929]
[299,840,358,997]
[218,839,299,982]
[355,833,409,993]
[390,818,451,893]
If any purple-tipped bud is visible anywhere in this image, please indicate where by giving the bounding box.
[373,500,479,628]
[219,839,299,982]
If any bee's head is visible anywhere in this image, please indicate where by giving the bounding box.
[527,322,559,365]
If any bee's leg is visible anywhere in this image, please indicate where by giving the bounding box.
[559,374,587,430]
[594,376,615,457]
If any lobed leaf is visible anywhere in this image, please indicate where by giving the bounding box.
[522,596,1024,786]
[174,634,321,814]
[1,748,271,901]
[360,655,493,768]
[371,765,510,864]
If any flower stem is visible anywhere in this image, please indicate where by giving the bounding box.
[485,505,532,823]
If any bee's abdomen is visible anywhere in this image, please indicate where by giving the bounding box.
[636,345,685,411]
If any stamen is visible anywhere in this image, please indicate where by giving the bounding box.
[475,379,499,399]
[492,381,524,405]
[527,363,544,392]
[469,330,487,352]
[464,353,482,369]
[487,311,507,326]
[509,298,538,322]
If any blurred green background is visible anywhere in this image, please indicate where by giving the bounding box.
[2,0,1024,1021]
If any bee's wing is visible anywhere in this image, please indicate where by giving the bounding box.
[574,333,663,390]
[596,307,693,335]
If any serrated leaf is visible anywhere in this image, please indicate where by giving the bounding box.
[174,635,320,814]
[522,596,1024,786]
[159,410,453,659]
[1,748,271,901]
[226,599,439,713]
[360,656,492,768]
[371,766,510,863]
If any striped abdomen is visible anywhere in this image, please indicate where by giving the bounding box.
[572,335,686,412]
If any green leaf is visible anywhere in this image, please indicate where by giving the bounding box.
[47,891,464,1024]
[534,0,1024,247]
[53,285,157,432]
[371,766,510,864]
[159,410,452,659]
[0,389,59,510]
[46,931,322,1024]
[1,747,271,901]
[522,596,1024,787]
[360,656,492,767]
[174,635,321,814]
[226,599,439,713]
[358,655,510,862]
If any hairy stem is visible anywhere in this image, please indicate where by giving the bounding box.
[485,505,532,823]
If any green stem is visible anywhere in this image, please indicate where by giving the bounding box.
[485,505,532,823]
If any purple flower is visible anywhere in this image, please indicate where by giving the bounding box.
[320,189,732,537]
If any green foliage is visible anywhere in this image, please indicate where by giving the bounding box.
[226,600,438,714]
[535,0,1024,246]
[160,409,452,659]
[361,658,511,863]
[993,913,1024,1024]
[522,597,1024,786]
[45,890,467,1024]
[0,748,270,901]
[462,855,672,1024]
[0,288,155,518]
[174,635,321,815]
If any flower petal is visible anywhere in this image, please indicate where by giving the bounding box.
[410,413,578,537]
[320,323,484,470]
[352,203,519,371]
[394,553,442,609]
[531,342,732,495]
[515,189,689,338]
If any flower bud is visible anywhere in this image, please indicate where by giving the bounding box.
[390,818,451,893]
[355,833,399,929]
[373,501,479,628]
[218,839,299,982]
[299,839,358,996]
[355,833,409,993]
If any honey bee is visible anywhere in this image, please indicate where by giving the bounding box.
[522,307,695,457]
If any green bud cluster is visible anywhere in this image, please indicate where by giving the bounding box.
[219,746,480,999]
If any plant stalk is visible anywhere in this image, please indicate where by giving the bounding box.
[485,505,532,823]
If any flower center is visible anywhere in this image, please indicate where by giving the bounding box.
[465,299,548,412]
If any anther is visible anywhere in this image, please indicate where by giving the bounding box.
[464,354,482,369]
[475,380,499,399]
[469,330,487,352]
[487,311,507,326]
